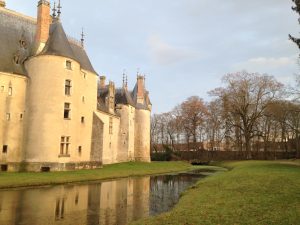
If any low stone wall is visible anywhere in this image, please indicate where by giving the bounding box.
[177,150,297,161]
[0,161,103,172]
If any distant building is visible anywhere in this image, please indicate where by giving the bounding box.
[0,0,151,172]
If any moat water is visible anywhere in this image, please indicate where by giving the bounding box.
[0,170,213,225]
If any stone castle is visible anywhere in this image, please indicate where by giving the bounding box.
[0,0,152,172]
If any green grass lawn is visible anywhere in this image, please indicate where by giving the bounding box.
[132,160,300,225]
[0,161,197,189]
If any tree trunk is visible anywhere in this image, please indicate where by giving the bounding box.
[245,135,252,159]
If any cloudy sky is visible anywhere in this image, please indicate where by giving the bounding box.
[6,0,300,113]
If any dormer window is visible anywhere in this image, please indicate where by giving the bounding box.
[66,60,72,70]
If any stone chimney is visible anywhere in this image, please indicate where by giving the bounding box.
[136,75,145,104]
[99,76,106,89]
[35,0,51,54]
[0,1,6,7]
[108,81,115,114]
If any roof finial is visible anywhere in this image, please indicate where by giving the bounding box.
[137,68,140,78]
[126,74,128,88]
[122,70,125,87]
[52,2,57,18]
[57,0,62,18]
[81,28,85,48]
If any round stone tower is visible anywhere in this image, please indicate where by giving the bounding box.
[134,76,151,162]
[23,1,98,171]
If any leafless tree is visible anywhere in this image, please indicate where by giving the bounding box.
[210,71,283,158]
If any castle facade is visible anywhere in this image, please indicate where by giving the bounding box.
[0,0,151,172]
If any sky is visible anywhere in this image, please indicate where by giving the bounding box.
[6,0,300,113]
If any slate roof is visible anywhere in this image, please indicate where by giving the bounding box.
[97,86,110,113]
[0,9,36,75]
[131,83,151,110]
[0,9,97,76]
[40,20,97,74]
[115,88,135,107]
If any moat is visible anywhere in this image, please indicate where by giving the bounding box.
[0,170,212,225]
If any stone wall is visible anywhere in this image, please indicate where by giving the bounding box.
[91,112,104,163]
[0,72,27,166]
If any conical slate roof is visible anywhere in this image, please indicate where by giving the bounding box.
[115,87,135,106]
[40,20,97,74]
[40,20,76,60]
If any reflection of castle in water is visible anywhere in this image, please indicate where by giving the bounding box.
[0,177,150,225]
[0,174,201,225]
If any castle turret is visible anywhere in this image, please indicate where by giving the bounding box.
[35,0,51,54]
[23,1,99,171]
[133,75,151,162]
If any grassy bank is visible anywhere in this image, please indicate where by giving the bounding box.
[132,160,300,225]
[0,161,197,189]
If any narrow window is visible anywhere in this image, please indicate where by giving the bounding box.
[66,137,70,155]
[109,117,113,134]
[82,96,85,103]
[2,145,8,154]
[66,60,72,70]
[6,113,10,121]
[81,117,85,123]
[64,103,71,119]
[20,114,23,120]
[0,86,4,92]
[60,136,65,155]
[60,136,70,156]
[8,87,12,96]
[82,72,86,79]
[78,146,82,156]
[65,80,71,96]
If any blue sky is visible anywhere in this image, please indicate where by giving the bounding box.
[6,0,300,113]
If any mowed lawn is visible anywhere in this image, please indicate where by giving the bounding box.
[0,161,194,189]
[132,160,300,225]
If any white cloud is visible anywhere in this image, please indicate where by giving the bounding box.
[148,35,199,66]
[233,55,298,71]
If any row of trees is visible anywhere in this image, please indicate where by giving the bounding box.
[151,71,300,158]
[151,0,300,159]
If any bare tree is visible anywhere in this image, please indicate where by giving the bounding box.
[179,96,208,149]
[210,71,283,158]
[206,99,225,151]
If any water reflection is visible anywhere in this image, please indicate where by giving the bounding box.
[0,171,208,225]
